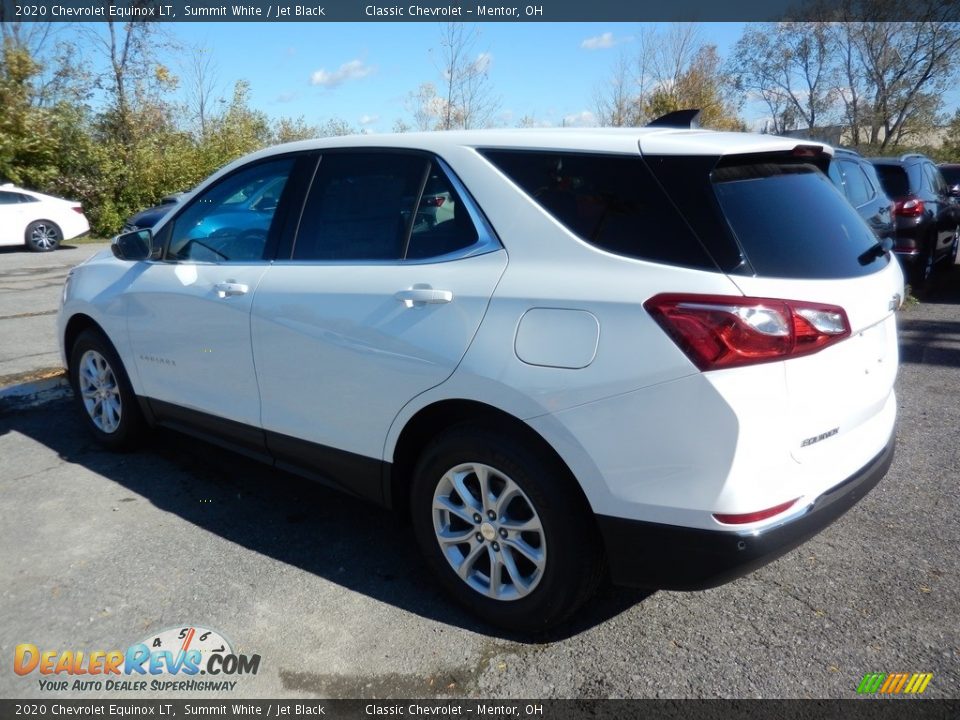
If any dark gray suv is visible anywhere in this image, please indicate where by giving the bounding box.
[870,154,959,286]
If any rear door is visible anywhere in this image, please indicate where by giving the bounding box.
[251,151,506,499]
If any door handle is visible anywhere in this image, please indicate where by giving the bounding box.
[394,287,453,308]
[214,281,249,298]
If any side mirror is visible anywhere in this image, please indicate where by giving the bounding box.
[111,229,153,261]
[947,184,960,199]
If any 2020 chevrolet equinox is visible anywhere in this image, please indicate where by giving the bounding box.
[59,122,902,630]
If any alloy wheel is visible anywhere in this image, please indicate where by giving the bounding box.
[432,462,547,601]
[78,349,122,433]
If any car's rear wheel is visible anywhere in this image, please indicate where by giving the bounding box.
[410,423,603,631]
[69,329,144,449]
[25,220,62,252]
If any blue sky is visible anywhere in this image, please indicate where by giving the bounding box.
[166,22,751,133]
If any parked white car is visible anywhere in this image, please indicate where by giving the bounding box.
[0,183,90,252]
[58,120,903,630]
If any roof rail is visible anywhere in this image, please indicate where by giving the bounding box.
[899,153,927,161]
[646,109,701,129]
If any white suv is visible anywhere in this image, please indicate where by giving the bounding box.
[58,123,902,631]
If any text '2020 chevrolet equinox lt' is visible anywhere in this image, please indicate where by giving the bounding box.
[59,120,902,631]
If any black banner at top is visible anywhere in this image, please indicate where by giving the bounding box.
[1,0,958,22]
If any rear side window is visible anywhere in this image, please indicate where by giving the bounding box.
[713,164,888,279]
[480,150,714,269]
[874,165,910,198]
[839,160,874,207]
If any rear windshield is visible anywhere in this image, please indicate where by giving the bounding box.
[940,166,960,186]
[873,164,910,198]
[712,164,889,279]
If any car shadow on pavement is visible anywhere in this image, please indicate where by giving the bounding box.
[911,262,960,305]
[0,399,651,642]
[899,264,960,369]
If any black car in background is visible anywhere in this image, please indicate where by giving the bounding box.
[870,154,959,285]
[121,191,187,233]
[828,148,895,246]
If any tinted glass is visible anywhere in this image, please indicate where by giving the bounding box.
[827,161,843,191]
[480,150,714,269]
[873,164,910,198]
[713,164,888,279]
[840,160,872,207]
[293,152,427,261]
[0,191,20,205]
[926,164,947,195]
[940,166,960,186]
[405,162,479,260]
[166,158,294,262]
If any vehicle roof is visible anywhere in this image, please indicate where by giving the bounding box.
[235,127,832,166]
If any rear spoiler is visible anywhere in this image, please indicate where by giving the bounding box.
[714,145,832,175]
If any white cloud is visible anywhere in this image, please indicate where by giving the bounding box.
[310,59,375,88]
[358,114,379,126]
[581,32,617,50]
[275,91,299,103]
[562,110,598,127]
[472,52,493,74]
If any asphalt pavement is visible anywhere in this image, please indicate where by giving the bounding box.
[0,242,110,383]
[0,247,957,700]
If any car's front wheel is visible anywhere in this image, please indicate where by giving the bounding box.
[25,220,62,252]
[411,424,603,631]
[69,329,144,449]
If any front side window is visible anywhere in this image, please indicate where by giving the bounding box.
[165,158,294,262]
[0,191,21,205]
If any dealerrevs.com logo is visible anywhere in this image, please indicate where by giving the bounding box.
[14,625,261,692]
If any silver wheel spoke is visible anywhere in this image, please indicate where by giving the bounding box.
[457,541,487,581]
[448,470,482,513]
[493,486,522,519]
[433,496,476,526]
[499,516,540,532]
[436,525,476,545]
[487,547,503,597]
[503,537,544,566]
[475,464,493,512]
[500,546,531,591]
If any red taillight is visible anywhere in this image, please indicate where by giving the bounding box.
[422,196,445,207]
[713,498,800,525]
[893,197,924,217]
[72,205,84,214]
[643,294,851,371]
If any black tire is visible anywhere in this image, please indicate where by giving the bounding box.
[410,423,603,632]
[911,239,936,288]
[25,220,63,252]
[69,328,145,450]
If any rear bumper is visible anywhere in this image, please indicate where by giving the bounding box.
[597,435,895,590]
